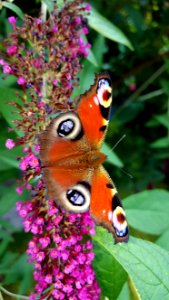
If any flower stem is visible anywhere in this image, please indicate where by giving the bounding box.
[0,286,29,300]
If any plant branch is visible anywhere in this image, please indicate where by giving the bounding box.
[115,64,166,116]
[41,1,47,101]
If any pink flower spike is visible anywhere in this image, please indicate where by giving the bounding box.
[7,45,17,55]
[5,139,15,149]
[17,77,26,86]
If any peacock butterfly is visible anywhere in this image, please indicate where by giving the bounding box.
[39,72,129,243]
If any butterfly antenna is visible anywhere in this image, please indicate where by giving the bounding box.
[111,134,134,179]
[111,134,126,150]
[120,168,133,179]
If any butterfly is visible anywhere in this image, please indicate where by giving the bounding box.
[39,72,129,243]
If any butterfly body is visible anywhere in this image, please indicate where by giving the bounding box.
[39,73,129,243]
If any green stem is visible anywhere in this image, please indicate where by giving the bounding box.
[41,1,47,101]
[41,1,47,22]
[0,286,29,300]
[0,290,4,300]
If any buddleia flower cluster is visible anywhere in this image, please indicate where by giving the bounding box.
[2,1,101,299]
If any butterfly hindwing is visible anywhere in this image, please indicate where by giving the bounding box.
[90,166,129,243]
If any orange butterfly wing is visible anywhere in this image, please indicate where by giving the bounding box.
[90,167,128,243]
[39,72,129,242]
[78,72,112,148]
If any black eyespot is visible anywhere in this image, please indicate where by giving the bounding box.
[57,119,75,137]
[106,182,114,189]
[67,189,85,206]
[99,125,107,132]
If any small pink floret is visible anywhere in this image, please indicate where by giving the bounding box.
[82,27,89,34]
[16,186,23,195]
[3,65,12,74]
[8,16,17,25]
[129,83,136,91]
[7,45,17,55]
[5,139,15,149]
[17,77,26,85]
[0,59,5,66]
[85,3,91,11]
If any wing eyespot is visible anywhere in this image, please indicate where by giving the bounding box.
[61,182,91,212]
[97,77,112,109]
[52,112,83,140]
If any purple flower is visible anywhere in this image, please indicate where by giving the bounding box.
[7,45,17,55]
[0,59,5,65]
[17,77,26,85]
[8,16,17,26]
[4,1,101,299]
[16,186,23,195]
[5,139,15,149]
[3,65,12,74]
[85,3,91,11]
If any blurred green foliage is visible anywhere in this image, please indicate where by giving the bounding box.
[0,0,169,299]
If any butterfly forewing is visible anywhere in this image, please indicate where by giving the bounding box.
[77,72,113,149]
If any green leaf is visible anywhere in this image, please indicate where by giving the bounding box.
[92,35,107,68]
[0,74,16,88]
[82,35,98,67]
[124,189,169,235]
[116,282,130,300]
[0,252,18,274]
[0,184,20,216]
[102,143,123,168]
[87,48,98,67]
[156,228,169,251]
[93,234,127,299]
[93,229,169,300]
[150,136,169,148]
[0,87,22,136]
[3,254,33,288]
[154,114,169,129]
[87,8,133,50]
[0,146,22,170]
[2,2,24,20]
[160,79,169,95]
